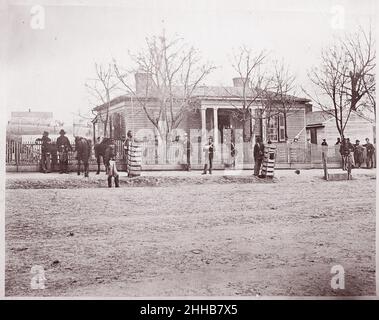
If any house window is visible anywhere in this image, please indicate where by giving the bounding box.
[267,116,278,142]
[278,114,285,141]
[267,114,285,142]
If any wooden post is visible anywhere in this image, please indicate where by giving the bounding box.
[322,151,328,180]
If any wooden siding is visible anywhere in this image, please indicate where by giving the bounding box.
[306,112,375,145]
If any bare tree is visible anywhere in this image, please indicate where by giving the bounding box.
[268,60,299,141]
[114,33,215,160]
[224,46,274,142]
[362,72,376,119]
[344,26,376,113]
[306,26,376,138]
[86,63,119,138]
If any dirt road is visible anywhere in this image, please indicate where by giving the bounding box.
[5,170,376,296]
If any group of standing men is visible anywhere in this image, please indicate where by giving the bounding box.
[337,137,375,169]
[37,129,72,173]
[201,135,265,176]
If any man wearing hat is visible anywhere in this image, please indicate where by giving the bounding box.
[56,129,72,173]
[36,131,52,173]
[363,138,375,169]
[253,136,265,176]
[202,136,214,175]
[182,132,192,171]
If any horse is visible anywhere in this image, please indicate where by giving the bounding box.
[74,136,91,177]
[94,137,114,174]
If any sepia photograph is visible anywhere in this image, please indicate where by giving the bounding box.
[2,0,377,298]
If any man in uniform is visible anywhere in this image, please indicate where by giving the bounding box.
[182,133,192,171]
[36,131,52,173]
[353,139,364,168]
[94,137,102,174]
[253,136,265,176]
[202,136,214,175]
[56,129,72,173]
[363,138,375,169]
[105,138,120,187]
[340,137,354,170]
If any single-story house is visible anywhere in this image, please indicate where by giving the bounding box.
[306,110,376,145]
[91,73,313,166]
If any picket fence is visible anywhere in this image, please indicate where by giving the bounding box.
[6,138,347,171]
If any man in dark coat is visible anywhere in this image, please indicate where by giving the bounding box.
[36,131,52,173]
[94,137,102,174]
[363,138,375,169]
[253,136,265,176]
[202,136,214,175]
[105,139,119,187]
[353,139,364,168]
[340,137,354,170]
[183,133,192,171]
[123,130,133,158]
[56,129,72,173]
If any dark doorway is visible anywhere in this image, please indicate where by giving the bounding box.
[218,114,230,144]
[310,128,318,144]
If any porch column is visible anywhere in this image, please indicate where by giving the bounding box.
[213,107,218,148]
[213,107,219,162]
[201,107,207,164]
[261,112,267,142]
[201,106,207,143]
[249,107,255,141]
[92,121,96,143]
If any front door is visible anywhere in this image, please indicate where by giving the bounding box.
[218,114,230,143]
[310,128,318,144]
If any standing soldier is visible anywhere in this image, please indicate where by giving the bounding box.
[94,137,102,174]
[353,139,364,168]
[123,130,133,173]
[340,137,354,170]
[182,133,192,171]
[253,136,265,176]
[56,129,72,174]
[123,130,133,157]
[105,138,120,187]
[363,138,375,169]
[36,131,52,173]
[202,136,214,175]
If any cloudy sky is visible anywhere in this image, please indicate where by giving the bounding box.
[3,0,377,125]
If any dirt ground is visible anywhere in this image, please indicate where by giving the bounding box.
[5,169,376,297]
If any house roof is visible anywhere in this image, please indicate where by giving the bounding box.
[306,109,376,128]
[92,85,311,112]
[306,111,333,126]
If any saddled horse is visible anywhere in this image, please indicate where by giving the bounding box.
[75,136,91,177]
[94,137,114,174]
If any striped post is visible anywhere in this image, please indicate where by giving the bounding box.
[127,141,142,177]
[261,145,277,178]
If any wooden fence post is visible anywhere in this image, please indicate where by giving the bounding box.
[322,151,328,180]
